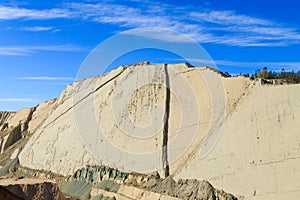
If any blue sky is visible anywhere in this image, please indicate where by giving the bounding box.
[1,0,300,111]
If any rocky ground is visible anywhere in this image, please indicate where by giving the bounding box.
[0,177,68,200]
[0,160,238,199]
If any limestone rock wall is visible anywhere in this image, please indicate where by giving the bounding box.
[19,63,236,176]
[174,83,300,199]
[0,99,57,165]
[5,62,298,199]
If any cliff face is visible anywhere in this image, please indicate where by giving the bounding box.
[0,63,299,199]
[176,83,300,200]
[18,63,251,176]
[0,100,57,166]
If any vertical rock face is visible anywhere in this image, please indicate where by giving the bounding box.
[0,99,57,165]
[0,62,298,199]
[2,124,22,151]
[19,63,226,175]
[0,109,33,162]
[0,112,12,130]
[175,83,300,199]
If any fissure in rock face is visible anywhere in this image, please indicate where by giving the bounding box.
[22,107,36,134]
[162,64,170,177]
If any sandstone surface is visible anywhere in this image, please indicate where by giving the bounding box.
[0,62,299,199]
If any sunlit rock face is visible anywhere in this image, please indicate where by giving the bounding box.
[0,62,298,200]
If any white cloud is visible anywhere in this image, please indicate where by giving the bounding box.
[0,98,39,103]
[123,28,195,43]
[67,2,300,46]
[20,26,58,32]
[19,76,74,81]
[188,10,300,45]
[190,10,272,26]
[27,44,86,51]
[1,3,300,46]
[0,44,86,56]
[0,5,71,20]
[69,3,173,28]
[0,47,29,56]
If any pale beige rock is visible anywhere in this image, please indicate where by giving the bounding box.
[90,184,178,200]
[12,62,300,199]
[19,63,218,175]
[5,108,32,128]
[27,99,57,134]
[174,83,300,200]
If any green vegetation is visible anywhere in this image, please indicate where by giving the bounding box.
[254,67,300,83]
[224,67,300,84]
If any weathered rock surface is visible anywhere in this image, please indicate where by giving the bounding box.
[148,177,238,200]
[18,63,249,176]
[2,164,236,200]
[0,62,299,199]
[0,99,57,166]
[0,177,67,200]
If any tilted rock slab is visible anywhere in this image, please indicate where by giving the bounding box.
[8,62,299,199]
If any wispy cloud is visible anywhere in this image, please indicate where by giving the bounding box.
[66,2,300,46]
[1,2,300,46]
[0,47,29,56]
[5,26,59,32]
[20,26,59,32]
[0,5,71,20]
[123,28,195,43]
[190,10,272,26]
[0,44,86,56]
[0,98,39,103]
[19,76,74,81]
